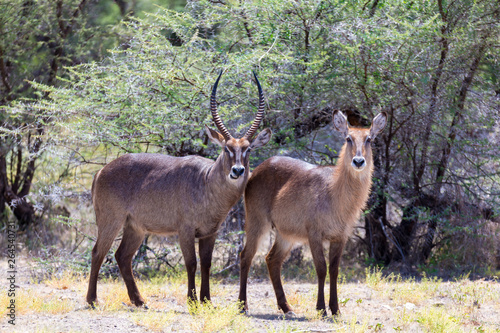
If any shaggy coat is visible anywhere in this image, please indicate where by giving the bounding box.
[238,111,387,316]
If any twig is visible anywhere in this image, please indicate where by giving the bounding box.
[213,263,239,276]
[258,31,279,64]
[142,245,177,271]
[70,233,86,254]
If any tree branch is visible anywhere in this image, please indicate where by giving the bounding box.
[433,34,490,196]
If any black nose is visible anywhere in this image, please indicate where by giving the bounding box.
[231,166,245,176]
[352,157,365,168]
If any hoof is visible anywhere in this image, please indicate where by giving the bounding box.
[201,299,215,308]
[237,300,248,314]
[317,308,328,318]
[331,309,341,317]
[283,311,297,319]
[238,303,248,315]
[122,302,149,312]
[279,302,294,315]
[131,298,146,308]
[87,301,97,310]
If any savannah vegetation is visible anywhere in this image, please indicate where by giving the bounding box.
[2,266,500,332]
[0,0,499,331]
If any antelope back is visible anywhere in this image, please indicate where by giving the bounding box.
[239,111,387,316]
[87,71,273,309]
[91,72,272,236]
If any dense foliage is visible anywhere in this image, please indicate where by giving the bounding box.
[0,0,127,230]
[2,0,499,273]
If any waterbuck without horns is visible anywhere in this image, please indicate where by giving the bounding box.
[238,110,387,316]
[86,72,272,308]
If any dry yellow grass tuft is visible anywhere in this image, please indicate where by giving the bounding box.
[130,310,177,331]
[1,287,77,315]
[42,270,86,291]
[187,299,251,333]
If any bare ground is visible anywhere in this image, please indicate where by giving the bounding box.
[1,256,500,332]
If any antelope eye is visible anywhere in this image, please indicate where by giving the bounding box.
[366,137,371,144]
[224,147,230,153]
[346,137,352,143]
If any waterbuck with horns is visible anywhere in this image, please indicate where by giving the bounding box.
[238,110,387,316]
[86,72,272,308]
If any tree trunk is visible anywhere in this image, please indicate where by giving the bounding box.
[433,35,489,196]
[391,200,419,263]
[364,177,391,264]
[0,155,6,222]
[415,1,449,190]
[0,145,37,231]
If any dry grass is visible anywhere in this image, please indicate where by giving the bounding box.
[130,311,177,331]
[187,300,251,332]
[1,258,500,332]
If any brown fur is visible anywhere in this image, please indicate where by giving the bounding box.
[86,73,272,308]
[238,111,387,316]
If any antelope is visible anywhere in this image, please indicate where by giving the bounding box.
[86,72,272,308]
[238,110,387,316]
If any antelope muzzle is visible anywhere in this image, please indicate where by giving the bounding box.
[230,165,245,179]
[351,157,366,171]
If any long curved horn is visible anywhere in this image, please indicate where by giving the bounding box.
[210,70,232,140]
[244,71,265,139]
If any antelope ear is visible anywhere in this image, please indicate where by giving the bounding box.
[332,110,349,137]
[250,128,272,149]
[205,125,225,147]
[370,112,387,139]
